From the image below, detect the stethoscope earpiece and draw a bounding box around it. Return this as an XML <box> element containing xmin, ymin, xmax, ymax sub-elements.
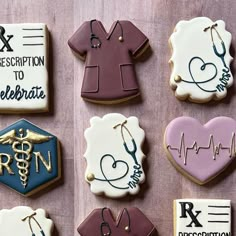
<box><xmin>90</xmin><ymin>33</ymin><xmax>102</xmax><ymax>49</ymax></box>
<box><xmin>204</xmin><ymin>23</ymin><xmax>226</xmax><ymax>67</ymax></box>
<box><xmin>22</xmin><ymin>212</ymin><xmax>45</xmax><ymax>236</ymax></box>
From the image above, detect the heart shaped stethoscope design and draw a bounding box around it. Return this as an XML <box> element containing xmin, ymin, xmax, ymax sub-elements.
<box><xmin>176</xmin><ymin>23</ymin><xmax>231</xmax><ymax>94</ymax></box>
<box><xmin>186</xmin><ymin>56</ymin><xmax>218</xmax><ymax>93</ymax></box>
<box><xmin>91</xmin><ymin>120</ymin><xmax>143</xmax><ymax>191</ymax></box>
<box><xmin>95</xmin><ymin>154</ymin><xmax>130</xmax><ymax>190</ymax></box>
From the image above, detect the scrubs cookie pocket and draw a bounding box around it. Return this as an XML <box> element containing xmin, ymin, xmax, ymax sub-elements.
<box><xmin>81</xmin><ymin>65</ymin><xmax>99</xmax><ymax>93</ymax></box>
<box><xmin>120</xmin><ymin>63</ymin><xmax>138</xmax><ymax>91</ymax></box>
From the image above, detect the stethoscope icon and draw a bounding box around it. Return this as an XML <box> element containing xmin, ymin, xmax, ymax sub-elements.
<box><xmin>90</xmin><ymin>20</ymin><xmax>102</xmax><ymax>48</ymax></box>
<box><xmin>204</xmin><ymin>23</ymin><xmax>227</xmax><ymax>68</ymax></box>
<box><xmin>178</xmin><ymin>22</ymin><xmax>229</xmax><ymax>93</ymax></box>
<box><xmin>113</xmin><ymin>120</ymin><xmax>139</xmax><ymax>166</ymax></box>
<box><xmin>22</xmin><ymin>212</ymin><xmax>45</xmax><ymax>236</ymax></box>
<box><xmin>88</xmin><ymin>120</ymin><xmax>140</xmax><ymax>190</ymax></box>
<box><xmin>89</xmin><ymin>19</ymin><xmax>124</xmax><ymax>49</ymax></box>
<box><xmin>100</xmin><ymin>207</ymin><xmax>131</xmax><ymax>236</ymax></box>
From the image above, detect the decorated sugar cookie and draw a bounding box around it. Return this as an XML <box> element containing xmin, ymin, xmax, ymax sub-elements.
<box><xmin>78</xmin><ymin>207</ymin><xmax>156</xmax><ymax>236</ymax></box>
<box><xmin>169</xmin><ymin>17</ymin><xmax>233</xmax><ymax>103</ymax></box>
<box><xmin>0</xmin><ymin>119</ymin><xmax>61</xmax><ymax>196</ymax></box>
<box><xmin>0</xmin><ymin>23</ymin><xmax>48</xmax><ymax>112</ymax></box>
<box><xmin>164</xmin><ymin>117</ymin><xmax>236</xmax><ymax>184</ymax></box>
<box><xmin>174</xmin><ymin>199</ymin><xmax>231</xmax><ymax>236</ymax></box>
<box><xmin>68</xmin><ymin>20</ymin><xmax>149</xmax><ymax>104</ymax></box>
<box><xmin>84</xmin><ymin>113</ymin><xmax>146</xmax><ymax>198</ymax></box>
<box><xmin>0</xmin><ymin>206</ymin><xmax>53</xmax><ymax>236</ymax></box>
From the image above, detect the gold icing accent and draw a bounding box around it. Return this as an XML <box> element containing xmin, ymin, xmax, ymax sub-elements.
<box><xmin>22</xmin><ymin>212</ymin><xmax>43</xmax><ymax>233</ymax></box>
<box><xmin>167</xmin><ymin>132</ymin><xmax>236</xmax><ymax>165</ymax></box>
<box><xmin>12</xmin><ymin>140</ymin><xmax>32</xmax><ymax>188</ymax></box>
<box><xmin>0</xmin><ymin>128</ymin><xmax>52</xmax><ymax>187</ymax></box>
<box><xmin>174</xmin><ymin>75</ymin><xmax>182</xmax><ymax>82</ymax></box>
<box><xmin>0</xmin><ymin>153</ymin><xmax>14</xmax><ymax>175</ymax></box>
<box><xmin>87</xmin><ymin>173</ymin><xmax>95</xmax><ymax>181</ymax></box>
<box><xmin>34</xmin><ymin>151</ymin><xmax>52</xmax><ymax>173</ymax></box>
<box><xmin>0</xmin><ymin>129</ymin><xmax>52</xmax><ymax>144</ymax></box>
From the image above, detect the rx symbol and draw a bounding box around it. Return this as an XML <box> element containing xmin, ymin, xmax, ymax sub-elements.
<box><xmin>0</xmin><ymin>26</ymin><xmax>13</xmax><ymax>52</ymax></box>
<box><xmin>179</xmin><ymin>202</ymin><xmax>203</xmax><ymax>227</ymax></box>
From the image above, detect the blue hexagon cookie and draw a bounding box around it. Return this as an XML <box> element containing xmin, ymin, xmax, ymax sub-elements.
<box><xmin>0</xmin><ymin>119</ymin><xmax>61</xmax><ymax>196</ymax></box>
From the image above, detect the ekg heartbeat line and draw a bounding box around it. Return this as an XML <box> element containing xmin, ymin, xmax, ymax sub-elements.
<box><xmin>167</xmin><ymin>133</ymin><xmax>236</xmax><ymax>165</ymax></box>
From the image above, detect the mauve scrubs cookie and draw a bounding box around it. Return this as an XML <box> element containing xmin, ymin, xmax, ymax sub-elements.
<box><xmin>78</xmin><ymin>207</ymin><xmax>156</xmax><ymax>236</ymax></box>
<box><xmin>68</xmin><ymin>20</ymin><xmax>149</xmax><ymax>104</ymax></box>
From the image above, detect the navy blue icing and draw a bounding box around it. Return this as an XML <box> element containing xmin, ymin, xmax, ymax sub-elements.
<box><xmin>0</xmin><ymin>119</ymin><xmax>60</xmax><ymax>195</ymax></box>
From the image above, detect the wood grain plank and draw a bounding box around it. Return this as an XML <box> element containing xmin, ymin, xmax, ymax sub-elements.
<box><xmin>0</xmin><ymin>0</ymin><xmax>235</xmax><ymax>236</ymax></box>
<box><xmin>73</xmin><ymin>1</ymin><xmax>236</xmax><ymax>236</ymax></box>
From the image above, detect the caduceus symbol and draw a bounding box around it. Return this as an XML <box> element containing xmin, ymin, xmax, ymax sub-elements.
<box><xmin>0</xmin><ymin>129</ymin><xmax>52</xmax><ymax>188</ymax></box>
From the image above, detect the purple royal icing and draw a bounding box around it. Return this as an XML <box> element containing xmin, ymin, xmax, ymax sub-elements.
<box><xmin>165</xmin><ymin>116</ymin><xmax>236</xmax><ymax>184</ymax></box>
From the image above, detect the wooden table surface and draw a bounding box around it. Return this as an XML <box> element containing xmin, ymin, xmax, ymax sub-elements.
<box><xmin>0</xmin><ymin>0</ymin><xmax>236</xmax><ymax>235</ymax></box>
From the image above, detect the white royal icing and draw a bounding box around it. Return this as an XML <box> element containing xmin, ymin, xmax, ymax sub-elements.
<box><xmin>174</xmin><ymin>199</ymin><xmax>231</xmax><ymax>236</ymax></box>
<box><xmin>0</xmin><ymin>23</ymin><xmax>48</xmax><ymax>112</ymax></box>
<box><xmin>0</xmin><ymin>206</ymin><xmax>53</xmax><ymax>236</ymax></box>
<box><xmin>169</xmin><ymin>17</ymin><xmax>233</xmax><ymax>102</ymax></box>
<box><xmin>84</xmin><ymin>113</ymin><xmax>146</xmax><ymax>198</ymax></box>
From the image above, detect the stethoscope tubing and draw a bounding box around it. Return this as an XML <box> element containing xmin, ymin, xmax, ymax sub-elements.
<box><xmin>22</xmin><ymin>213</ymin><xmax>45</xmax><ymax>236</ymax></box>
<box><xmin>93</xmin><ymin>122</ymin><xmax>140</xmax><ymax>189</ymax></box>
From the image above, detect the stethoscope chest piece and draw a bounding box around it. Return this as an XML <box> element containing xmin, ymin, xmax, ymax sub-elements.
<box><xmin>90</xmin><ymin>33</ymin><xmax>101</xmax><ymax>48</ymax></box>
<box><xmin>89</xmin><ymin>20</ymin><xmax>124</xmax><ymax>49</ymax></box>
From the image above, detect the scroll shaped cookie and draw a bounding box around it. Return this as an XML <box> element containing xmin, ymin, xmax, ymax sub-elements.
<box><xmin>78</xmin><ymin>207</ymin><xmax>156</xmax><ymax>236</ymax></box>
<box><xmin>0</xmin><ymin>206</ymin><xmax>53</xmax><ymax>236</ymax></box>
<box><xmin>84</xmin><ymin>113</ymin><xmax>146</xmax><ymax>198</ymax></box>
<box><xmin>68</xmin><ymin>20</ymin><xmax>149</xmax><ymax>104</ymax></box>
<box><xmin>174</xmin><ymin>199</ymin><xmax>231</xmax><ymax>236</ymax></box>
<box><xmin>169</xmin><ymin>17</ymin><xmax>233</xmax><ymax>103</ymax></box>
<box><xmin>164</xmin><ymin>117</ymin><xmax>236</xmax><ymax>184</ymax></box>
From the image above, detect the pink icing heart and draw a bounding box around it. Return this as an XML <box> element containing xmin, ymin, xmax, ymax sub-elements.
<box><xmin>164</xmin><ymin>117</ymin><xmax>236</xmax><ymax>184</ymax></box>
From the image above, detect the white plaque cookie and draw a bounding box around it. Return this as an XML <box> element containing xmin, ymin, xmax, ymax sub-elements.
<box><xmin>174</xmin><ymin>199</ymin><xmax>231</xmax><ymax>236</ymax></box>
<box><xmin>169</xmin><ymin>17</ymin><xmax>233</xmax><ymax>103</ymax></box>
<box><xmin>0</xmin><ymin>206</ymin><xmax>53</xmax><ymax>236</ymax></box>
<box><xmin>84</xmin><ymin>113</ymin><xmax>146</xmax><ymax>198</ymax></box>
<box><xmin>0</xmin><ymin>23</ymin><xmax>48</xmax><ymax>112</ymax></box>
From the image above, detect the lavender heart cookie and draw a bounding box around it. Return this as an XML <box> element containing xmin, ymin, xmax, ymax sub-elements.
<box><xmin>164</xmin><ymin>117</ymin><xmax>236</xmax><ymax>184</ymax></box>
